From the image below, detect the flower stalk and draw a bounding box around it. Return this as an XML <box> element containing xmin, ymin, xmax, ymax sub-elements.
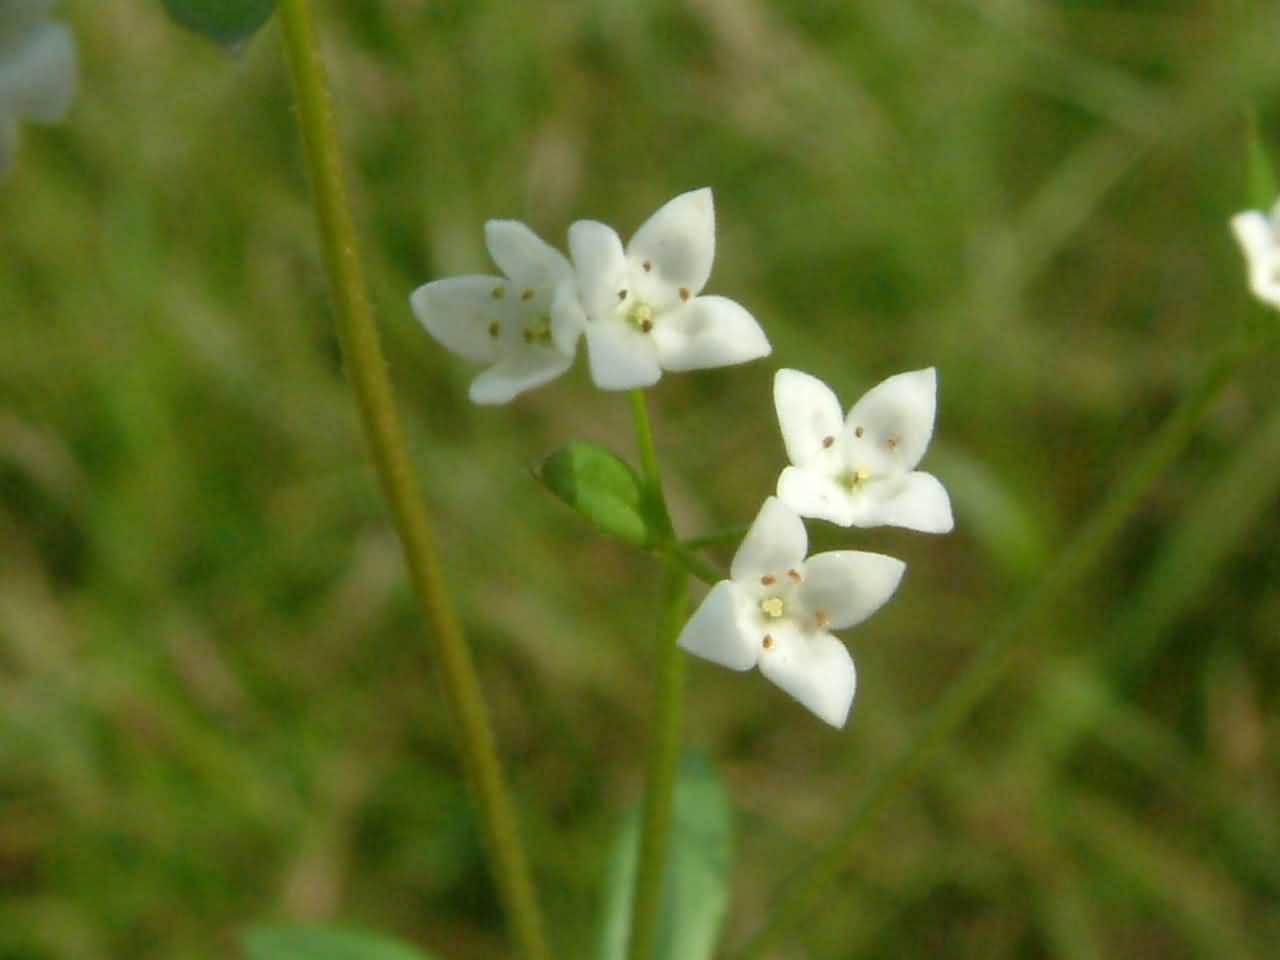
<box><xmin>275</xmin><ymin>3</ymin><xmax>548</xmax><ymax>958</ymax></box>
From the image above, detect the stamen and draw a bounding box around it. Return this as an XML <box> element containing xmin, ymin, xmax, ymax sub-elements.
<box><xmin>855</xmin><ymin>425</ymin><xmax>864</xmax><ymax>438</ymax></box>
<box><xmin>487</xmin><ymin>320</ymin><xmax>500</xmax><ymax>338</ymax></box>
<box><xmin>678</xmin><ymin>287</ymin><xmax>690</xmax><ymax>301</ymax></box>
<box><xmin>617</xmin><ymin>289</ymin><xmax>628</xmax><ymax>301</ymax></box>
<box><xmin>491</xmin><ymin>285</ymin><xmax>506</xmax><ymax>299</ymax></box>
<box><xmin>887</xmin><ymin>436</ymin><xmax>898</xmax><ymax>450</ymax></box>
<box><xmin>520</xmin><ymin>289</ymin><xmax>535</xmax><ymax>302</ymax></box>
<box><xmin>760</xmin><ymin>575</ymin><xmax>776</xmax><ymax>586</ymax></box>
<box><xmin>762</xmin><ymin>634</ymin><xmax>775</xmax><ymax>650</ymax></box>
<box><xmin>786</xmin><ymin>569</ymin><xmax>801</xmax><ymax>583</ymax></box>
<box><xmin>822</xmin><ymin>435</ymin><xmax>835</xmax><ymax>449</ymax></box>
<box><xmin>642</xmin><ymin>260</ymin><xmax>652</xmax><ymax>272</ymax></box>
<box><xmin>814</xmin><ymin>610</ymin><xmax>829</xmax><ymax>629</ymax></box>
<box><xmin>625</xmin><ymin>301</ymin><xmax>656</xmax><ymax>333</ymax></box>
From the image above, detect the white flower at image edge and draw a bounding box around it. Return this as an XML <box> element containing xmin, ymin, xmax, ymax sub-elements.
<box><xmin>410</xmin><ymin>221</ymin><xmax>580</xmax><ymax>405</ymax></box>
<box><xmin>566</xmin><ymin>188</ymin><xmax>771</xmax><ymax>390</ymax></box>
<box><xmin>678</xmin><ymin>497</ymin><xmax>905</xmax><ymax>728</ymax></box>
<box><xmin>0</xmin><ymin>0</ymin><xmax>76</xmax><ymax>175</ymax></box>
<box><xmin>775</xmin><ymin>367</ymin><xmax>954</xmax><ymax>533</ymax></box>
<box><xmin>1231</xmin><ymin>201</ymin><xmax>1280</xmax><ymax>310</ymax></box>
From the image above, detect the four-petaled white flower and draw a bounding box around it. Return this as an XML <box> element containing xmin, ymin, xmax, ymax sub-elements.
<box><xmin>565</xmin><ymin>187</ymin><xmax>771</xmax><ymax>390</ymax></box>
<box><xmin>1230</xmin><ymin>200</ymin><xmax>1280</xmax><ymax>310</ymax></box>
<box><xmin>774</xmin><ymin>367</ymin><xmax>953</xmax><ymax>533</ymax></box>
<box><xmin>678</xmin><ymin>497</ymin><xmax>904</xmax><ymax>728</ymax></box>
<box><xmin>410</xmin><ymin>220</ymin><xmax>580</xmax><ymax>405</ymax></box>
<box><xmin>0</xmin><ymin>0</ymin><xmax>77</xmax><ymax>175</ymax></box>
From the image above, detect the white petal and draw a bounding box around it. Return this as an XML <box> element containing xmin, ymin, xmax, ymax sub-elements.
<box><xmin>846</xmin><ymin>367</ymin><xmax>937</xmax><ymax>471</ymax></box>
<box><xmin>798</xmin><ymin>551</ymin><xmax>905</xmax><ymax>631</ymax></box>
<box><xmin>627</xmin><ymin>187</ymin><xmax>715</xmax><ymax>297</ymax></box>
<box><xmin>568</xmin><ymin>219</ymin><xmax>629</xmax><ymax>321</ymax></box>
<box><xmin>583</xmin><ymin>322</ymin><xmax>661</xmax><ymax>390</ymax></box>
<box><xmin>549</xmin><ymin>280</ymin><xmax>586</xmax><ymax>355</ymax></box>
<box><xmin>777</xmin><ymin>466</ymin><xmax>855</xmax><ymax>526</ymax></box>
<box><xmin>1230</xmin><ymin>211</ymin><xmax>1280</xmax><ymax>307</ymax></box>
<box><xmin>731</xmin><ymin>496</ymin><xmax>808</xmax><ymax>583</ymax></box>
<box><xmin>856</xmin><ymin>470</ymin><xmax>954</xmax><ymax>533</ymax></box>
<box><xmin>410</xmin><ymin>275</ymin><xmax>506</xmax><ymax>364</ymax></box>
<box><xmin>650</xmin><ymin>296</ymin><xmax>770</xmax><ymax>372</ymax></box>
<box><xmin>677</xmin><ymin>581</ymin><xmax>758</xmax><ymax>671</ymax></box>
<box><xmin>468</xmin><ymin>347</ymin><xmax>573</xmax><ymax>405</ymax></box>
<box><xmin>484</xmin><ymin>220</ymin><xmax>571</xmax><ymax>290</ymax></box>
<box><xmin>757</xmin><ymin>626</ymin><xmax>857</xmax><ymax>728</ymax></box>
<box><xmin>0</xmin><ymin>22</ymin><xmax>75</xmax><ymax>122</ymax></box>
<box><xmin>774</xmin><ymin>369</ymin><xmax>845</xmax><ymax>468</ymax></box>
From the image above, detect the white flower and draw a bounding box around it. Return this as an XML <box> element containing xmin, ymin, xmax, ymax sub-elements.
<box><xmin>678</xmin><ymin>497</ymin><xmax>904</xmax><ymax>728</ymax></box>
<box><xmin>0</xmin><ymin>0</ymin><xmax>77</xmax><ymax>175</ymax></box>
<box><xmin>565</xmin><ymin>188</ymin><xmax>771</xmax><ymax>390</ymax></box>
<box><xmin>1231</xmin><ymin>201</ymin><xmax>1280</xmax><ymax>310</ymax></box>
<box><xmin>774</xmin><ymin>367</ymin><xmax>954</xmax><ymax>533</ymax></box>
<box><xmin>410</xmin><ymin>220</ymin><xmax>581</xmax><ymax>405</ymax></box>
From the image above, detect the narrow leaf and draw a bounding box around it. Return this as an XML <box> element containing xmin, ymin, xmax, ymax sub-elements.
<box><xmin>1245</xmin><ymin>109</ymin><xmax>1276</xmax><ymax>209</ymax></box>
<box><xmin>243</xmin><ymin>924</ymin><xmax>437</xmax><ymax>960</ymax></box>
<box><xmin>598</xmin><ymin>753</ymin><xmax>734</xmax><ymax>960</ymax></box>
<box><xmin>162</xmin><ymin>0</ymin><xmax>276</xmax><ymax>51</ymax></box>
<box><xmin>537</xmin><ymin>440</ymin><xmax>656</xmax><ymax>547</ymax></box>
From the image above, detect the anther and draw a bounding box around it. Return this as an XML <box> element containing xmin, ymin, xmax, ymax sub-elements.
<box><xmin>642</xmin><ymin>260</ymin><xmax>652</xmax><ymax>272</ymax></box>
<box><xmin>815</xmin><ymin>610</ymin><xmax>829</xmax><ymax>628</ymax></box>
<box><xmin>855</xmin><ymin>425</ymin><xmax>864</xmax><ymax>438</ymax></box>
<box><xmin>491</xmin><ymin>285</ymin><xmax>506</xmax><ymax>299</ymax></box>
<box><xmin>640</xmin><ymin>319</ymin><xmax>653</xmax><ymax>332</ymax></box>
<box><xmin>760</xmin><ymin>575</ymin><xmax>776</xmax><ymax>586</ymax></box>
<box><xmin>678</xmin><ymin>287</ymin><xmax>690</xmax><ymax>301</ymax></box>
<box><xmin>786</xmin><ymin>569</ymin><xmax>801</xmax><ymax>583</ymax></box>
<box><xmin>887</xmin><ymin>436</ymin><xmax>898</xmax><ymax>450</ymax></box>
<box><xmin>762</xmin><ymin>634</ymin><xmax>775</xmax><ymax>650</ymax></box>
<box><xmin>822</xmin><ymin>436</ymin><xmax>834</xmax><ymax>449</ymax></box>
<box><xmin>520</xmin><ymin>289</ymin><xmax>534</xmax><ymax>302</ymax></box>
<box><xmin>487</xmin><ymin>320</ymin><xmax>500</xmax><ymax>338</ymax></box>
<box><xmin>617</xmin><ymin>289</ymin><xmax>628</xmax><ymax>301</ymax></box>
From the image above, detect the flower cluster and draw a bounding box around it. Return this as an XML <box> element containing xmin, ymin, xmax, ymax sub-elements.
<box><xmin>411</xmin><ymin>188</ymin><xmax>771</xmax><ymax>403</ymax></box>
<box><xmin>413</xmin><ymin>188</ymin><xmax>954</xmax><ymax>728</ymax></box>
<box><xmin>0</xmin><ymin>0</ymin><xmax>76</xmax><ymax>176</ymax></box>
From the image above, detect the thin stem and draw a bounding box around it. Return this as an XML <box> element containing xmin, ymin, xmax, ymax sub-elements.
<box><xmin>625</xmin><ymin>389</ymin><xmax>689</xmax><ymax>960</ymax></box>
<box><xmin>664</xmin><ymin>541</ymin><xmax>724</xmax><ymax>587</ymax></box>
<box><xmin>275</xmin><ymin>5</ymin><xmax>549</xmax><ymax>959</ymax></box>
<box><xmin>682</xmin><ymin>524</ymin><xmax>750</xmax><ymax>550</ymax></box>
<box><xmin>734</xmin><ymin>338</ymin><xmax>1249</xmax><ymax>959</ymax></box>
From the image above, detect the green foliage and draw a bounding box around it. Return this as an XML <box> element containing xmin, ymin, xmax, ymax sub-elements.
<box><xmin>597</xmin><ymin>754</ymin><xmax>733</xmax><ymax>960</ymax></box>
<box><xmin>537</xmin><ymin>440</ymin><xmax>656</xmax><ymax>547</ymax></box>
<box><xmin>244</xmin><ymin>924</ymin><xmax>436</xmax><ymax>960</ymax></box>
<box><xmin>162</xmin><ymin>0</ymin><xmax>275</xmax><ymax>50</ymax></box>
<box><xmin>1245</xmin><ymin>111</ymin><xmax>1277</xmax><ymax>209</ymax></box>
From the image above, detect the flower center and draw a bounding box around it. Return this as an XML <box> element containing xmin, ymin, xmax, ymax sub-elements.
<box><xmin>838</xmin><ymin>466</ymin><xmax>872</xmax><ymax>491</ymax></box>
<box><xmin>522</xmin><ymin>313</ymin><xmax>553</xmax><ymax>345</ymax></box>
<box><xmin>759</xmin><ymin>596</ymin><xmax>785</xmax><ymax>620</ymax></box>
<box><xmin>625</xmin><ymin>300</ymin><xmax>655</xmax><ymax>333</ymax></box>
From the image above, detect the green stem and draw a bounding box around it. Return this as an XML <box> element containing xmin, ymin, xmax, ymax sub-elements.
<box><xmin>682</xmin><ymin>524</ymin><xmax>750</xmax><ymax>550</ymax></box>
<box><xmin>664</xmin><ymin>541</ymin><xmax>723</xmax><ymax>587</ymax></box>
<box><xmin>275</xmin><ymin>5</ymin><xmax>549</xmax><ymax>959</ymax></box>
<box><xmin>626</xmin><ymin>389</ymin><xmax>690</xmax><ymax>960</ymax></box>
<box><xmin>734</xmin><ymin>338</ymin><xmax>1249</xmax><ymax>959</ymax></box>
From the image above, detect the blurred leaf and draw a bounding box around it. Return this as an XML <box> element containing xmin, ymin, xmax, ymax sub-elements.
<box><xmin>537</xmin><ymin>440</ymin><xmax>656</xmax><ymax>547</ymax></box>
<box><xmin>1245</xmin><ymin>110</ymin><xmax>1277</xmax><ymax>209</ymax></box>
<box><xmin>598</xmin><ymin>753</ymin><xmax>733</xmax><ymax>960</ymax></box>
<box><xmin>162</xmin><ymin>0</ymin><xmax>275</xmax><ymax>51</ymax></box>
<box><xmin>242</xmin><ymin>924</ymin><xmax>437</xmax><ymax>960</ymax></box>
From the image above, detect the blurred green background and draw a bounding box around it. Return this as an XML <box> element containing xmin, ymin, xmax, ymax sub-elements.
<box><xmin>3</xmin><ymin>1</ymin><xmax>1280</xmax><ymax>957</ymax></box>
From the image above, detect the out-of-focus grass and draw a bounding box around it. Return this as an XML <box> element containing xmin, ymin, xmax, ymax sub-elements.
<box><xmin>2</xmin><ymin>1</ymin><xmax>1279</xmax><ymax>957</ymax></box>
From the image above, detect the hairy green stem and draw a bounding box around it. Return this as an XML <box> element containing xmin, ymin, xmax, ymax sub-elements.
<box><xmin>626</xmin><ymin>389</ymin><xmax>689</xmax><ymax>960</ymax></box>
<box><xmin>735</xmin><ymin>339</ymin><xmax>1249</xmax><ymax>959</ymax></box>
<box><xmin>275</xmin><ymin>4</ymin><xmax>548</xmax><ymax>958</ymax></box>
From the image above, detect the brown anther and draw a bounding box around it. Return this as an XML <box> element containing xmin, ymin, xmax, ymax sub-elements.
<box><xmin>855</xmin><ymin>425</ymin><xmax>864</xmax><ymax>438</ymax></box>
<box><xmin>822</xmin><ymin>435</ymin><xmax>835</xmax><ymax>449</ymax></box>
<box><xmin>640</xmin><ymin>319</ymin><xmax>654</xmax><ymax>332</ymax></box>
<box><xmin>520</xmin><ymin>288</ymin><xmax>535</xmax><ymax>302</ymax></box>
<box><xmin>786</xmin><ymin>568</ymin><xmax>801</xmax><ymax>582</ymax></box>
<box><xmin>642</xmin><ymin>260</ymin><xmax>652</xmax><ymax>272</ymax></box>
<box><xmin>761</xmin><ymin>575</ymin><xmax>776</xmax><ymax>586</ymax></box>
<box><xmin>762</xmin><ymin>634</ymin><xmax>775</xmax><ymax>650</ymax></box>
<box><xmin>617</xmin><ymin>289</ymin><xmax>628</xmax><ymax>301</ymax></box>
<box><xmin>679</xmin><ymin>287</ymin><xmax>691</xmax><ymax>301</ymax></box>
<box><xmin>491</xmin><ymin>285</ymin><xmax>506</xmax><ymax>299</ymax></box>
<box><xmin>887</xmin><ymin>436</ymin><xmax>898</xmax><ymax>450</ymax></box>
<box><xmin>815</xmin><ymin>610</ymin><xmax>829</xmax><ymax>628</ymax></box>
<box><xmin>487</xmin><ymin>320</ymin><xmax>500</xmax><ymax>338</ymax></box>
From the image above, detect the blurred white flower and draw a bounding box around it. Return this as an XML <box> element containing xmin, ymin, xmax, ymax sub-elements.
<box><xmin>1231</xmin><ymin>201</ymin><xmax>1280</xmax><ymax>310</ymax></box>
<box><xmin>0</xmin><ymin>0</ymin><xmax>76</xmax><ymax>175</ymax></box>
<box><xmin>678</xmin><ymin>497</ymin><xmax>904</xmax><ymax>728</ymax></box>
<box><xmin>411</xmin><ymin>220</ymin><xmax>581</xmax><ymax>405</ymax></box>
<box><xmin>566</xmin><ymin>188</ymin><xmax>771</xmax><ymax>390</ymax></box>
<box><xmin>775</xmin><ymin>367</ymin><xmax>953</xmax><ymax>533</ymax></box>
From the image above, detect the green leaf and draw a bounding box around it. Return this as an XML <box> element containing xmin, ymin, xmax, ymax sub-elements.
<box><xmin>162</xmin><ymin>0</ymin><xmax>276</xmax><ymax>51</ymax></box>
<box><xmin>1245</xmin><ymin>109</ymin><xmax>1276</xmax><ymax>209</ymax></box>
<box><xmin>598</xmin><ymin>753</ymin><xmax>734</xmax><ymax>960</ymax></box>
<box><xmin>242</xmin><ymin>924</ymin><xmax>437</xmax><ymax>960</ymax></box>
<box><xmin>537</xmin><ymin>440</ymin><xmax>656</xmax><ymax>547</ymax></box>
